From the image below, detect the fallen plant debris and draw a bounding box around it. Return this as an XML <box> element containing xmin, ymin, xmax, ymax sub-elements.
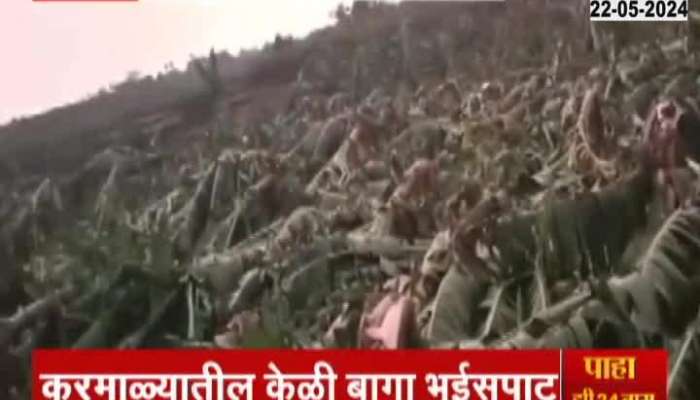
<box><xmin>2</xmin><ymin>1</ymin><xmax>700</xmax><ymax>398</ymax></box>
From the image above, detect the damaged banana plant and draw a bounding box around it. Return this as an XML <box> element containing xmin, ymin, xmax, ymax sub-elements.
<box><xmin>4</xmin><ymin>4</ymin><xmax>700</xmax><ymax>397</ymax></box>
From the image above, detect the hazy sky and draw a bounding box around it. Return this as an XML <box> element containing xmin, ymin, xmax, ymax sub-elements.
<box><xmin>0</xmin><ymin>0</ymin><xmax>356</xmax><ymax>124</ymax></box>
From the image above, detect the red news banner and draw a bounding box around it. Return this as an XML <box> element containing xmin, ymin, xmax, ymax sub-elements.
<box><xmin>33</xmin><ymin>349</ymin><xmax>666</xmax><ymax>400</ymax></box>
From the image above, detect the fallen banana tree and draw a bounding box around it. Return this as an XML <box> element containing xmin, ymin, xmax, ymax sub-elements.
<box><xmin>429</xmin><ymin>201</ymin><xmax>700</xmax><ymax>399</ymax></box>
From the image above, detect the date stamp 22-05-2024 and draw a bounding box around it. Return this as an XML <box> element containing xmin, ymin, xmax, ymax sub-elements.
<box><xmin>590</xmin><ymin>0</ymin><xmax>688</xmax><ymax>21</ymax></box>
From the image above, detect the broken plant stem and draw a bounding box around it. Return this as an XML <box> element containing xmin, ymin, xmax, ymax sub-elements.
<box><xmin>0</xmin><ymin>286</ymin><xmax>75</xmax><ymax>349</ymax></box>
<box><xmin>668</xmin><ymin>321</ymin><xmax>699</xmax><ymax>394</ymax></box>
<box><xmin>528</xmin><ymin>287</ymin><xmax>593</xmax><ymax>328</ymax></box>
<box><xmin>478</xmin><ymin>284</ymin><xmax>506</xmax><ymax>340</ymax></box>
<box><xmin>187</xmin><ymin>280</ymin><xmax>196</xmax><ymax>340</ymax></box>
